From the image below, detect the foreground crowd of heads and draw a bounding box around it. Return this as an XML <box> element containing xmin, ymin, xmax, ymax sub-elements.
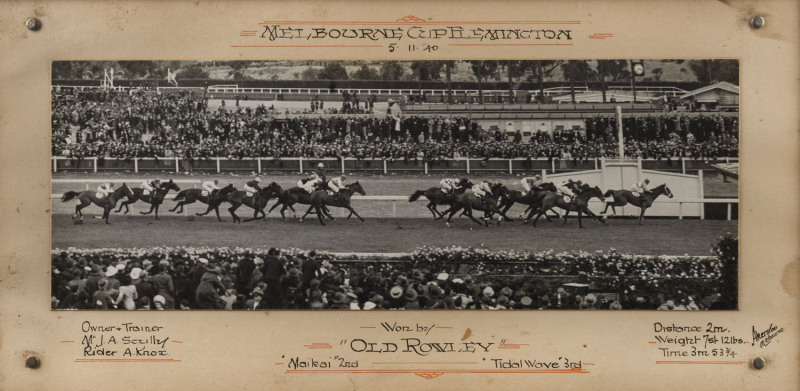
<box><xmin>50</xmin><ymin>247</ymin><xmax>731</xmax><ymax>311</ymax></box>
<box><xmin>52</xmin><ymin>89</ymin><xmax>738</xmax><ymax>160</ymax></box>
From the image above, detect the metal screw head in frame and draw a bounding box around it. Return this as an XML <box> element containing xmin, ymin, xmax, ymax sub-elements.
<box><xmin>25</xmin><ymin>356</ymin><xmax>40</xmax><ymax>369</ymax></box>
<box><xmin>26</xmin><ymin>17</ymin><xmax>42</xmax><ymax>31</ymax></box>
<box><xmin>752</xmin><ymin>357</ymin><xmax>765</xmax><ymax>370</ymax></box>
<box><xmin>750</xmin><ymin>16</ymin><xmax>765</xmax><ymax>29</ymax></box>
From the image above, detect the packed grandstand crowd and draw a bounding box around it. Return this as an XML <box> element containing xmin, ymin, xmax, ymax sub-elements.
<box><xmin>50</xmin><ymin>244</ymin><xmax>735</xmax><ymax>311</ymax></box>
<box><xmin>51</xmin><ymin>89</ymin><xmax>739</xmax><ymax>161</ymax></box>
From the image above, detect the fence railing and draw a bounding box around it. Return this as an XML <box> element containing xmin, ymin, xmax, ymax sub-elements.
<box><xmin>52</xmin><ymin>156</ymin><xmax>738</xmax><ymax>175</ymax></box>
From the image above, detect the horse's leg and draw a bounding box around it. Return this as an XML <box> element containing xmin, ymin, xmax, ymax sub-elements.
<box><xmin>103</xmin><ymin>207</ymin><xmax>111</xmax><ymax>224</ymax></box>
<box><xmin>426</xmin><ymin>202</ymin><xmax>438</xmax><ymax>219</ymax></box>
<box><xmin>584</xmin><ymin>207</ymin><xmax>606</xmax><ymax>224</ymax></box>
<box><xmin>464</xmin><ymin>208</ymin><xmax>485</xmax><ymax>226</ymax></box>
<box><xmin>171</xmin><ymin>201</ymin><xmax>185</xmax><ymax>213</ymax></box>
<box><xmin>280</xmin><ymin>205</ymin><xmax>288</xmax><ymax>219</ymax></box>
<box><xmin>344</xmin><ymin>206</ymin><xmax>365</xmax><ymax>222</ymax></box>
<box><xmin>289</xmin><ymin>204</ymin><xmax>298</xmax><ymax>218</ymax></box>
<box><xmin>116</xmin><ymin>199</ymin><xmax>132</xmax><ymax>214</ymax></box>
<box><xmin>444</xmin><ymin>207</ymin><xmax>461</xmax><ymax>227</ymax></box>
<box><xmin>140</xmin><ymin>203</ymin><xmax>155</xmax><ymax>215</ymax></box>
<box><xmin>577</xmin><ymin>210</ymin><xmax>584</xmax><ymax>228</ymax></box>
<box><xmin>639</xmin><ymin>207</ymin><xmax>647</xmax><ymax>225</ymax></box>
<box><xmin>532</xmin><ymin>207</ymin><xmax>551</xmax><ymax>228</ymax></box>
<box><xmin>300</xmin><ymin>205</ymin><xmax>315</xmax><ymax>221</ymax></box>
<box><xmin>492</xmin><ymin>207</ymin><xmax>514</xmax><ymax>224</ymax></box>
<box><xmin>316</xmin><ymin>206</ymin><xmax>326</xmax><ymax>225</ymax></box>
<box><xmin>154</xmin><ymin>204</ymin><xmax>160</xmax><ymax>220</ymax></box>
<box><xmin>228</xmin><ymin>203</ymin><xmax>241</xmax><ymax>223</ymax></box>
<box><xmin>562</xmin><ymin>209</ymin><xmax>570</xmax><ymax>224</ymax></box>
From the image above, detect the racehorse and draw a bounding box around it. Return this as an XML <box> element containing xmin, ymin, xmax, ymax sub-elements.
<box><xmin>172</xmin><ymin>183</ymin><xmax>236</xmax><ymax>221</ymax></box>
<box><xmin>300</xmin><ymin>182</ymin><xmax>367</xmax><ymax>225</ymax></box>
<box><xmin>224</xmin><ymin>181</ymin><xmax>282</xmax><ymax>223</ymax></box>
<box><xmin>61</xmin><ymin>183</ymin><xmax>134</xmax><ymax>224</ymax></box>
<box><xmin>266</xmin><ymin>184</ymin><xmax>327</xmax><ymax>219</ymax></box>
<box><xmin>496</xmin><ymin>182</ymin><xmax>559</xmax><ymax>222</ymax></box>
<box><xmin>115</xmin><ymin>179</ymin><xmax>181</xmax><ymax>220</ymax></box>
<box><xmin>601</xmin><ymin>183</ymin><xmax>674</xmax><ymax>224</ymax></box>
<box><xmin>529</xmin><ymin>186</ymin><xmax>607</xmax><ymax>228</ymax></box>
<box><xmin>408</xmin><ymin>180</ymin><xmax>474</xmax><ymax>219</ymax></box>
<box><xmin>439</xmin><ymin>183</ymin><xmax>513</xmax><ymax>227</ymax></box>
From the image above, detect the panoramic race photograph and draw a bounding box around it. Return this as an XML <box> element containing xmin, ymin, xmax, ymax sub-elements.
<box><xmin>50</xmin><ymin>59</ymin><xmax>739</xmax><ymax>311</ymax></box>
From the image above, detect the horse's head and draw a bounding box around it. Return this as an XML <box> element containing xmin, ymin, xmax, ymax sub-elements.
<box><xmin>347</xmin><ymin>181</ymin><xmax>366</xmax><ymax>196</ymax></box>
<box><xmin>540</xmin><ymin>182</ymin><xmax>557</xmax><ymax>192</ymax></box>
<box><xmin>655</xmin><ymin>184</ymin><xmax>674</xmax><ymax>198</ymax></box>
<box><xmin>219</xmin><ymin>183</ymin><xmax>236</xmax><ymax>196</ymax></box>
<box><xmin>264</xmin><ymin>181</ymin><xmax>282</xmax><ymax>195</ymax></box>
<box><xmin>118</xmin><ymin>183</ymin><xmax>134</xmax><ymax>198</ymax></box>
<box><xmin>462</xmin><ymin>180</ymin><xmax>474</xmax><ymax>189</ymax></box>
<box><xmin>590</xmin><ymin>186</ymin><xmax>606</xmax><ymax>201</ymax></box>
<box><xmin>163</xmin><ymin>179</ymin><xmax>180</xmax><ymax>192</ymax></box>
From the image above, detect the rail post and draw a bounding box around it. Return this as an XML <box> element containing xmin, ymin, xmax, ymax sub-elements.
<box><xmin>681</xmin><ymin>157</ymin><xmax>686</xmax><ymax>175</ymax></box>
<box><xmin>216</xmin><ymin>157</ymin><xmax>221</xmax><ymax>173</ymax></box>
<box><xmin>257</xmin><ymin>158</ymin><xmax>262</xmax><ymax>174</ymax></box>
<box><xmin>727</xmin><ymin>203</ymin><xmax>731</xmax><ymax>221</ymax></box>
<box><xmin>551</xmin><ymin>158</ymin><xmax>555</xmax><ymax>174</ymax></box>
<box><xmin>299</xmin><ymin>158</ymin><xmax>304</xmax><ymax>174</ymax></box>
<box><xmin>508</xmin><ymin>159</ymin><xmax>513</xmax><ymax>174</ymax></box>
<box><xmin>174</xmin><ymin>157</ymin><xmax>179</xmax><ymax>174</ymax></box>
<box><xmin>52</xmin><ymin>157</ymin><xmax>57</xmax><ymax>173</ymax></box>
<box><xmin>134</xmin><ymin>157</ymin><xmax>139</xmax><ymax>173</ymax></box>
<box><xmin>424</xmin><ymin>161</ymin><xmax>428</xmax><ymax>175</ymax></box>
<box><xmin>392</xmin><ymin>201</ymin><xmax>397</xmax><ymax>218</ymax></box>
<box><xmin>466</xmin><ymin>159</ymin><xmax>470</xmax><ymax>174</ymax></box>
<box><xmin>698</xmin><ymin>170</ymin><xmax>705</xmax><ymax>220</ymax></box>
<box><xmin>341</xmin><ymin>157</ymin><xmax>346</xmax><ymax>174</ymax></box>
<box><xmin>383</xmin><ymin>159</ymin><xmax>387</xmax><ymax>174</ymax></box>
<box><xmin>93</xmin><ymin>157</ymin><xmax>98</xmax><ymax>173</ymax></box>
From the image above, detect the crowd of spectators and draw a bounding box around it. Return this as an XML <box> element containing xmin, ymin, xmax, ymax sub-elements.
<box><xmin>50</xmin><ymin>246</ymin><xmax>733</xmax><ymax>311</ymax></box>
<box><xmin>52</xmin><ymin>88</ymin><xmax>738</xmax><ymax>161</ymax></box>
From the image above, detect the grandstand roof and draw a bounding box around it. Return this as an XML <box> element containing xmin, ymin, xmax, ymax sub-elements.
<box><xmin>679</xmin><ymin>82</ymin><xmax>739</xmax><ymax>100</ymax></box>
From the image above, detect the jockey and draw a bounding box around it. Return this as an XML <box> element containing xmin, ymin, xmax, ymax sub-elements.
<box><xmin>314</xmin><ymin>163</ymin><xmax>327</xmax><ymax>183</ymax></box>
<box><xmin>201</xmin><ymin>179</ymin><xmax>221</xmax><ymax>197</ymax></box>
<box><xmin>631</xmin><ymin>178</ymin><xmax>650</xmax><ymax>203</ymax></box>
<box><xmin>142</xmin><ymin>178</ymin><xmax>161</xmax><ymax>195</ymax></box>
<box><xmin>557</xmin><ymin>179</ymin><xmax>578</xmax><ymax>202</ymax></box>
<box><xmin>328</xmin><ymin>175</ymin><xmax>347</xmax><ymax>203</ymax></box>
<box><xmin>298</xmin><ymin>173</ymin><xmax>323</xmax><ymax>194</ymax></box>
<box><xmin>471</xmin><ymin>180</ymin><xmax>493</xmax><ymax>206</ymax></box>
<box><xmin>243</xmin><ymin>177</ymin><xmax>262</xmax><ymax>196</ymax></box>
<box><xmin>439</xmin><ymin>177</ymin><xmax>462</xmax><ymax>195</ymax></box>
<box><xmin>97</xmin><ymin>182</ymin><xmax>115</xmax><ymax>198</ymax></box>
<box><xmin>521</xmin><ymin>175</ymin><xmax>543</xmax><ymax>195</ymax></box>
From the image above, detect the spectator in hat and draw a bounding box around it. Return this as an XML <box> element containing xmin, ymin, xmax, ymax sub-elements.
<box><xmin>146</xmin><ymin>264</ymin><xmax>176</xmax><ymax>309</ymax></box>
<box><xmin>84</xmin><ymin>265</ymin><xmax>104</xmax><ymax>305</ymax></box>
<box><xmin>153</xmin><ymin>295</ymin><xmax>166</xmax><ymax>310</ymax></box>
<box><xmin>329</xmin><ymin>292</ymin><xmax>350</xmax><ymax>310</ymax></box>
<box><xmin>114</xmin><ymin>274</ymin><xmax>138</xmax><ymax>310</ymax></box>
<box><xmin>93</xmin><ymin>279</ymin><xmax>114</xmax><ymax>309</ymax></box>
<box><xmin>402</xmin><ymin>288</ymin><xmax>420</xmax><ymax>309</ymax></box>
<box><xmin>132</xmin><ymin>269</ymin><xmax>155</xmax><ymax>308</ymax></box>
<box><xmin>195</xmin><ymin>265</ymin><xmax>226</xmax><ymax>310</ymax></box>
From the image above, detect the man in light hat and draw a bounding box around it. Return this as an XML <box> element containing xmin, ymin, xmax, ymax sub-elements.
<box><xmin>521</xmin><ymin>175</ymin><xmax>543</xmax><ymax>195</ymax></box>
<box><xmin>195</xmin><ymin>265</ymin><xmax>226</xmax><ymax>310</ymax></box>
<box><xmin>201</xmin><ymin>179</ymin><xmax>222</xmax><ymax>198</ymax></box>
<box><xmin>387</xmin><ymin>98</ymin><xmax>403</xmax><ymax>140</ymax></box>
<box><xmin>314</xmin><ymin>162</ymin><xmax>327</xmax><ymax>183</ymax></box>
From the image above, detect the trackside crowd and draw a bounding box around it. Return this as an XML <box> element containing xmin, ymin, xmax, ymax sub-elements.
<box><xmin>50</xmin><ymin>243</ymin><xmax>736</xmax><ymax>311</ymax></box>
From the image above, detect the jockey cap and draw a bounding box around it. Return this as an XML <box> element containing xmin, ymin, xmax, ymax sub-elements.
<box><xmin>644</xmin><ymin>178</ymin><xmax>650</xmax><ymax>184</ymax></box>
<box><xmin>254</xmin><ymin>177</ymin><xmax>261</xmax><ymax>182</ymax></box>
<box><xmin>317</xmin><ymin>163</ymin><xmax>324</xmax><ymax>168</ymax></box>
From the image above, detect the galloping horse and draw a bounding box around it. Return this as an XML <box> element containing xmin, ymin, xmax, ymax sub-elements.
<box><xmin>224</xmin><ymin>182</ymin><xmax>282</xmax><ymax>223</ymax></box>
<box><xmin>61</xmin><ymin>183</ymin><xmax>134</xmax><ymax>224</ymax></box>
<box><xmin>530</xmin><ymin>186</ymin><xmax>606</xmax><ymax>228</ymax></box>
<box><xmin>601</xmin><ymin>183</ymin><xmax>673</xmax><ymax>224</ymax></box>
<box><xmin>439</xmin><ymin>183</ymin><xmax>513</xmax><ymax>227</ymax></box>
<box><xmin>408</xmin><ymin>180</ymin><xmax>474</xmax><ymax>219</ymax></box>
<box><xmin>496</xmin><ymin>182</ymin><xmax>559</xmax><ymax>222</ymax></box>
<box><xmin>172</xmin><ymin>183</ymin><xmax>236</xmax><ymax>221</ymax></box>
<box><xmin>301</xmin><ymin>182</ymin><xmax>367</xmax><ymax>225</ymax></box>
<box><xmin>266</xmin><ymin>184</ymin><xmax>328</xmax><ymax>219</ymax></box>
<box><xmin>115</xmin><ymin>179</ymin><xmax>181</xmax><ymax>220</ymax></box>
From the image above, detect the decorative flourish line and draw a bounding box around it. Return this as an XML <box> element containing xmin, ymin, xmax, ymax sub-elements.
<box><xmin>257</xmin><ymin>21</ymin><xmax>582</xmax><ymax>25</ymax></box>
<box><xmin>286</xmin><ymin>367</ymin><xmax>589</xmax><ymax>374</ymax></box>
<box><xmin>655</xmin><ymin>361</ymin><xmax>745</xmax><ymax>365</ymax></box>
<box><xmin>449</xmin><ymin>43</ymin><xmax>573</xmax><ymax>47</ymax></box>
<box><xmin>230</xmin><ymin>45</ymin><xmax>384</xmax><ymax>48</ymax></box>
<box><xmin>75</xmin><ymin>359</ymin><xmax>181</xmax><ymax>363</ymax></box>
<box><xmin>373</xmin><ymin>362</ymin><xmax>480</xmax><ymax>365</ymax></box>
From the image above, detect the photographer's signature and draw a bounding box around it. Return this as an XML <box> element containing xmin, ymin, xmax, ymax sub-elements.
<box><xmin>752</xmin><ymin>323</ymin><xmax>784</xmax><ymax>348</ymax></box>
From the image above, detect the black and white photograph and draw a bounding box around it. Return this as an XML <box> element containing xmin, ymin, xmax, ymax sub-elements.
<box><xmin>50</xmin><ymin>59</ymin><xmax>739</xmax><ymax>311</ymax></box>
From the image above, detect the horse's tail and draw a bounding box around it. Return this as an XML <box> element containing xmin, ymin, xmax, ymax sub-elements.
<box><xmin>61</xmin><ymin>191</ymin><xmax>80</xmax><ymax>202</ymax></box>
<box><xmin>603</xmin><ymin>190</ymin><xmax>615</xmax><ymax>198</ymax></box>
<box><xmin>173</xmin><ymin>189</ymin><xmax>189</xmax><ymax>201</ymax></box>
<box><xmin>409</xmin><ymin>190</ymin><xmax>425</xmax><ymax>203</ymax></box>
